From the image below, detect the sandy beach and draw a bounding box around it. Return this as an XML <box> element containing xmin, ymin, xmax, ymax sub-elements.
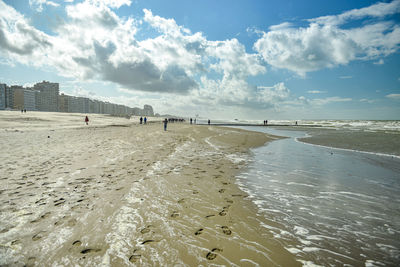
<box><xmin>0</xmin><ymin>111</ymin><xmax>297</xmax><ymax>266</ymax></box>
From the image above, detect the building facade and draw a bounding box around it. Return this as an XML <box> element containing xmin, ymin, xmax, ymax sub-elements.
<box><xmin>24</xmin><ymin>89</ymin><xmax>36</xmax><ymax>111</ymax></box>
<box><xmin>0</xmin><ymin>84</ymin><xmax>6</xmax><ymax>110</ymax></box>
<box><xmin>34</xmin><ymin>81</ymin><xmax>59</xmax><ymax>112</ymax></box>
<box><xmin>0</xmin><ymin>81</ymin><xmax>154</xmax><ymax>116</ymax></box>
<box><xmin>12</xmin><ymin>86</ymin><xmax>24</xmax><ymax>110</ymax></box>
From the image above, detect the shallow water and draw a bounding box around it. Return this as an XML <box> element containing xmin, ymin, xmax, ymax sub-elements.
<box><xmin>236</xmin><ymin>126</ymin><xmax>400</xmax><ymax>266</ymax></box>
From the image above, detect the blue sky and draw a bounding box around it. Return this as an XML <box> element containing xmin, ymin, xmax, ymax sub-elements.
<box><xmin>0</xmin><ymin>0</ymin><xmax>399</xmax><ymax>119</ymax></box>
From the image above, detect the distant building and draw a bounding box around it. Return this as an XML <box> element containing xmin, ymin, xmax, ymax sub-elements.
<box><xmin>34</xmin><ymin>81</ymin><xmax>59</xmax><ymax>112</ymax></box>
<box><xmin>24</xmin><ymin>89</ymin><xmax>36</xmax><ymax>111</ymax></box>
<box><xmin>0</xmin><ymin>81</ymin><xmax>155</xmax><ymax>116</ymax></box>
<box><xmin>143</xmin><ymin>104</ymin><xmax>154</xmax><ymax>116</ymax></box>
<box><xmin>5</xmin><ymin>85</ymin><xmax>13</xmax><ymax>109</ymax></box>
<box><xmin>58</xmin><ymin>93</ymin><xmax>70</xmax><ymax>113</ymax></box>
<box><xmin>12</xmin><ymin>86</ymin><xmax>24</xmax><ymax>110</ymax></box>
<box><xmin>0</xmin><ymin>84</ymin><xmax>6</xmax><ymax>110</ymax></box>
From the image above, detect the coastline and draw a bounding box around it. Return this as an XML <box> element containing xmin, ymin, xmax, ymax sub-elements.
<box><xmin>271</xmin><ymin>125</ymin><xmax>400</xmax><ymax>158</ymax></box>
<box><xmin>0</xmin><ymin>111</ymin><xmax>297</xmax><ymax>266</ymax></box>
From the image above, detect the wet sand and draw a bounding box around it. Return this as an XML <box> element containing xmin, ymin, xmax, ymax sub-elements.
<box><xmin>283</xmin><ymin>126</ymin><xmax>400</xmax><ymax>157</ymax></box>
<box><xmin>0</xmin><ymin>111</ymin><xmax>297</xmax><ymax>266</ymax></box>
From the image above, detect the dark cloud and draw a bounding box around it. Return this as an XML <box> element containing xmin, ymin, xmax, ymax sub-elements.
<box><xmin>92</xmin><ymin>42</ymin><xmax>198</xmax><ymax>93</ymax></box>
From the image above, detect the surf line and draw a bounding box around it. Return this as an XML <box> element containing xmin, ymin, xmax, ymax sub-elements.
<box><xmin>294</xmin><ymin>137</ymin><xmax>400</xmax><ymax>160</ymax></box>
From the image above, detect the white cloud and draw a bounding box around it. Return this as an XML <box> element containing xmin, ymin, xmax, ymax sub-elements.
<box><xmin>29</xmin><ymin>0</ymin><xmax>60</xmax><ymax>12</ymax></box>
<box><xmin>254</xmin><ymin>0</ymin><xmax>400</xmax><ymax>76</ymax></box>
<box><xmin>0</xmin><ymin>0</ymin><xmax>268</xmax><ymax>111</ymax></box>
<box><xmin>360</xmin><ymin>98</ymin><xmax>376</xmax><ymax>104</ymax></box>
<box><xmin>386</xmin><ymin>93</ymin><xmax>400</xmax><ymax>100</ymax></box>
<box><xmin>339</xmin><ymin>76</ymin><xmax>352</xmax><ymax>79</ymax></box>
<box><xmin>307</xmin><ymin>90</ymin><xmax>326</xmax><ymax>94</ymax></box>
<box><xmin>309</xmin><ymin>0</ymin><xmax>400</xmax><ymax>26</ymax></box>
<box><xmin>374</xmin><ymin>59</ymin><xmax>384</xmax><ymax>65</ymax></box>
<box><xmin>311</xmin><ymin>96</ymin><xmax>352</xmax><ymax>105</ymax></box>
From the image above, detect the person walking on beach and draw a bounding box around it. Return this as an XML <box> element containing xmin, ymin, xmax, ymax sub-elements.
<box><xmin>85</xmin><ymin>116</ymin><xmax>89</xmax><ymax>125</ymax></box>
<box><xmin>208</xmin><ymin>119</ymin><xmax>210</xmax><ymax>125</ymax></box>
<box><xmin>140</xmin><ymin>117</ymin><xmax>143</xmax><ymax>124</ymax></box>
<box><xmin>144</xmin><ymin>117</ymin><xmax>147</xmax><ymax>124</ymax></box>
<box><xmin>164</xmin><ymin>118</ymin><xmax>168</xmax><ymax>131</ymax></box>
<box><xmin>190</xmin><ymin>118</ymin><xmax>192</xmax><ymax>124</ymax></box>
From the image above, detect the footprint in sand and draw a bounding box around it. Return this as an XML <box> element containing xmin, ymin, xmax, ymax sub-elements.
<box><xmin>192</xmin><ymin>190</ymin><xmax>199</xmax><ymax>194</ymax></box>
<box><xmin>54</xmin><ymin>198</ymin><xmax>66</xmax><ymax>206</ymax></box>
<box><xmin>194</xmin><ymin>228</ymin><xmax>203</xmax><ymax>235</ymax></box>
<box><xmin>218</xmin><ymin>189</ymin><xmax>226</xmax><ymax>193</ymax></box>
<box><xmin>206</xmin><ymin>248</ymin><xmax>223</xmax><ymax>260</ymax></box>
<box><xmin>129</xmin><ymin>254</ymin><xmax>141</xmax><ymax>263</ymax></box>
<box><xmin>205</xmin><ymin>214</ymin><xmax>215</xmax><ymax>218</ymax></box>
<box><xmin>219</xmin><ymin>206</ymin><xmax>230</xmax><ymax>216</ymax></box>
<box><xmin>170</xmin><ymin>211</ymin><xmax>179</xmax><ymax>218</ymax></box>
<box><xmin>32</xmin><ymin>232</ymin><xmax>45</xmax><ymax>241</ymax></box>
<box><xmin>177</xmin><ymin>198</ymin><xmax>185</xmax><ymax>204</ymax></box>
<box><xmin>221</xmin><ymin>226</ymin><xmax>232</xmax><ymax>235</ymax></box>
<box><xmin>141</xmin><ymin>240</ymin><xmax>157</xmax><ymax>245</ymax></box>
<box><xmin>72</xmin><ymin>240</ymin><xmax>82</xmax><ymax>246</ymax></box>
<box><xmin>30</xmin><ymin>212</ymin><xmax>51</xmax><ymax>223</ymax></box>
<box><xmin>81</xmin><ymin>248</ymin><xmax>101</xmax><ymax>254</ymax></box>
<box><xmin>140</xmin><ymin>225</ymin><xmax>153</xmax><ymax>234</ymax></box>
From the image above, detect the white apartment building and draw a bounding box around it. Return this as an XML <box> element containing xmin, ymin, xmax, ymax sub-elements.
<box><xmin>68</xmin><ymin>96</ymin><xmax>85</xmax><ymax>113</ymax></box>
<box><xmin>0</xmin><ymin>84</ymin><xmax>6</xmax><ymax>110</ymax></box>
<box><xmin>34</xmin><ymin>81</ymin><xmax>59</xmax><ymax>112</ymax></box>
<box><xmin>24</xmin><ymin>89</ymin><xmax>36</xmax><ymax>111</ymax></box>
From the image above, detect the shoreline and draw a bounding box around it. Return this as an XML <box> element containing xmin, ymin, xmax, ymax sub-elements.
<box><xmin>0</xmin><ymin>111</ymin><xmax>298</xmax><ymax>266</ymax></box>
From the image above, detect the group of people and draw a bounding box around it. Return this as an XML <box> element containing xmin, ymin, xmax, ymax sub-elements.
<box><xmin>82</xmin><ymin>115</ymin><xmax>194</xmax><ymax>131</ymax></box>
<box><xmin>139</xmin><ymin>116</ymin><xmax>148</xmax><ymax>124</ymax></box>
<box><xmin>263</xmin><ymin>120</ymin><xmax>268</xmax><ymax>125</ymax></box>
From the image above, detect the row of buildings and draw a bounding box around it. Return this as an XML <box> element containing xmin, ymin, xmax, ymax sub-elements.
<box><xmin>0</xmin><ymin>81</ymin><xmax>154</xmax><ymax>116</ymax></box>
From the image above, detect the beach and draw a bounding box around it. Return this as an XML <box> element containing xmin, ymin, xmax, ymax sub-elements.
<box><xmin>0</xmin><ymin>111</ymin><xmax>297</xmax><ymax>266</ymax></box>
<box><xmin>235</xmin><ymin>126</ymin><xmax>400</xmax><ymax>266</ymax></box>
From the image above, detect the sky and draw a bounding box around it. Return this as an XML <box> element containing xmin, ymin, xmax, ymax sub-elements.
<box><xmin>0</xmin><ymin>0</ymin><xmax>399</xmax><ymax>120</ymax></box>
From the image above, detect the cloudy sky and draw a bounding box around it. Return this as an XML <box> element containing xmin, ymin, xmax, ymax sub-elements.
<box><xmin>1</xmin><ymin>0</ymin><xmax>399</xmax><ymax>120</ymax></box>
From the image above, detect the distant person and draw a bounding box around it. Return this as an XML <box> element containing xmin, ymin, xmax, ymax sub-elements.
<box><xmin>140</xmin><ymin>117</ymin><xmax>143</xmax><ymax>124</ymax></box>
<box><xmin>21</xmin><ymin>109</ymin><xmax>23</xmax><ymax>113</ymax></box>
<box><xmin>144</xmin><ymin>117</ymin><xmax>147</xmax><ymax>124</ymax></box>
<box><xmin>266</xmin><ymin>120</ymin><xmax>268</xmax><ymax>125</ymax></box>
<box><xmin>190</xmin><ymin>118</ymin><xmax>192</xmax><ymax>124</ymax></box>
<box><xmin>85</xmin><ymin>116</ymin><xmax>89</xmax><ymax>125</ymax></box>
<box><xmin>164</xmin><ymin>118</ymin><xmax>168</xmax><ymax>131</ymax></box>
<box><xmin>208</xmin><ymin>119</ymin><xmax>210</xmax><ymax>125</ymax></box>
<box><xmin>24</xmin><ymin>109</ymin><xmax>26</xmax><ymax>113</ymax></box>
<box><xmin>295</xmin><ymin>121</ymin><xmax>298</xmax><ymax>125</ymax></box>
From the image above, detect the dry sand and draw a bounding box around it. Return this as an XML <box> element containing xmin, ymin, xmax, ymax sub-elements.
<box><xmin>0</xmin><ymin>111</ymin><xmax>299</xmax><ymax>266</ymax></box>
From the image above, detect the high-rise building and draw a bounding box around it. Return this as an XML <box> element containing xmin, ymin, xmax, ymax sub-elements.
<box><xmin>5</xmin><ymin>85</ymin><xmax>13</xmax><ymax>109</ymax></box>
<box><xmin>12</xmin><ymin>86</ymin><xmax>24</xmax><ymax>110</ymax></box>
<box><xmin>34</xmin><ymin>81</ymin><xmax>59</xmax><ymax>112</ymax></box>
<box><xmin>0</xmin><ymin>84</ymin><xmax>6</xmax><ymax>110</ymax></box>
<box><xmin>24</xmin><ymin>89</ymin><xmax>36</xmax><ymax>111</ymax></box>
<box><xmin>143</xmin><ymin>104</ymin><xmax>154</xmax><ymax>116</ymax></box>
<box><xmin>58</xmin><ymin>93</ymin><xmax>70</xmax><ymax>113</ymax></box>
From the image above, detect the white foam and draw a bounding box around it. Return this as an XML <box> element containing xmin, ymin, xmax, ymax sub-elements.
<box><xmin>303</xmin><ymin>247</ymin><xmax>320</xmax><ymax>252</ymax></box>
<box><xmin>294</xmin><ymin>226</ymin><xmax>309</xmax><ymax>236</ymax></box>
<box><xmin>239</xmin><ymin>258</ymin><xmax>260</xmax><ymax>266</ymax></box>
<box><xmin>295</xmin><ymin>137</ymin><xmax>400</xmax><ymax>159</ymax></box>
<box><xmin>286</xmin><ymin>247</ymin><xmax>302</xmax><ymax>254</ymax></box>
<box><xmin>298</xmin><ymin>260</ymin><xmax>324</xmax><ymax>267</ymax></box>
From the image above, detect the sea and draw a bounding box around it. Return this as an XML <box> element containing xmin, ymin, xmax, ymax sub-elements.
<box><xmin>229</xmin><ymin>120</ymin><xmax>400</xmax><ymax>266</ymax></box>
